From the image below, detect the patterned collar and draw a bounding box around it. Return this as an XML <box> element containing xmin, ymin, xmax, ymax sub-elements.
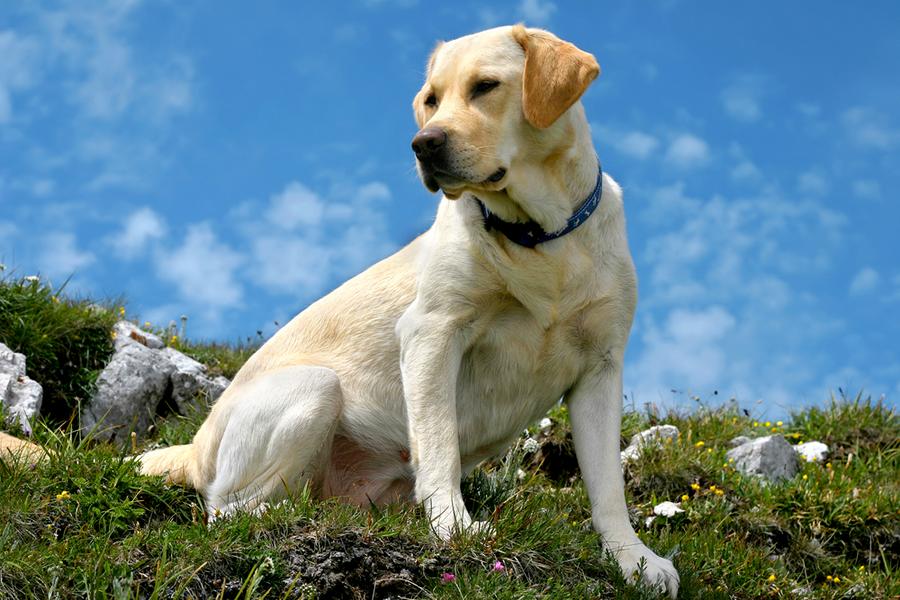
<box><xmin>474</xmin><ymin>163</ymin><xmax>603</xmax><ymax>249</ymax></box>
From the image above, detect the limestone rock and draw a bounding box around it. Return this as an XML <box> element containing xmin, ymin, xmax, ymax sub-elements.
<box><xmin>113</xmin><ymin>321</ymin><xmax>165</xmax><ymax>351</ymax></box>
<box><xmin>621</xmin><ymin>425</ymin><xmax>680</xmax><ymax>462</ymax></box>
<box><xmin>160</xmin><ymin>347</ymin><xmax>229</xmax><ymax>413</ymax></box>
<box><xmin>0</xmin><ymin>342</ymin><xmax>43</xmax><ymax>435</ymax></box>
<box><xmin>729</xmin><ymin>435</ymin><xmax>751</xmax><ymax>448</ymax></box>
<box><xmin>726</xmin><ymin>435</ymin><xmax>799</xmax><ymax>482</ymax></box>
<box><xmin>81</xmin><ymin>343</ymin><xmax>174</xmax><ymax>443</ymax></box>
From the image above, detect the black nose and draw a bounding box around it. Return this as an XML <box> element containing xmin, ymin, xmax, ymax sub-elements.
<box><xmin>411</xmin><ymin>127</ymin><xmax>447</xmax><ymax>160</ymax></box>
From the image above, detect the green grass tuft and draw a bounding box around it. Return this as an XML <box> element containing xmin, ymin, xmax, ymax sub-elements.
<box><xmin>0</xmin><ymin>274</ymin><xmax>118</xmax><ymax>426</ymax></box>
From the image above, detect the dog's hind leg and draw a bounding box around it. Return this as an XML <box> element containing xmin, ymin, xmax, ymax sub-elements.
<box><xmin>203</xmin><ymin>365</ymin><xmax>342</xmax><ymax>518</ymax></box>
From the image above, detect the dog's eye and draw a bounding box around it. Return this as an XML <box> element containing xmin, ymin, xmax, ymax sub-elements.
<box><xmin>472</xmin><ymin>80</ymin><xmax>500</xmax><ymax>98</ymax></box>
<box><xmin>424</xmin><ymin>93</ymin><xmax>437</xmax><ymax>107</ymax></box>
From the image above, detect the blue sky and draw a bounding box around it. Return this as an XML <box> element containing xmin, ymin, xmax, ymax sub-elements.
<box><xmin>1</xmin><ymin>1</ymin><xmax>898</xmax><ymax>418</ymax></box>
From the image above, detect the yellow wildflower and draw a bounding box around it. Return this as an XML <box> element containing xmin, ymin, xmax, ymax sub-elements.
<box><xmin>826</xmin><ymin>575</ymin><xmax>832</xmax><ymax>581</ymax></box>
<box><xmin>753</xmin><ymin>421</ymin><xmax>759</xmax><ymax>427</ymax></box>
<box><xmin>709</xmin><ymin>485</ymin><xmax>717</xmax><ymax>491</ymax></box>
<box><xmin>55</xmin><ymin>491</ymin><xmax>71</xmax><ymax>501</ymax></box>
<box><xmin>690</xmin><ymin>482</ymin><xmax>701</xmax><ymax>491</ymax></box>
<box><xmin>144</xmin><ymin>321</ymin><xmax>151</xmax><ymax>328</ymax></box>
<box><xmin>694</xmin><ymin>441</ymin><xmax>705</xmax><ymax>448</ymax></box>
<box><xmin>776</xmin><ymin>421</ymin><xmax>783</xmax><ymax>426</ymax></box>
<box><xmin>681</xmin><ymin>494</ymin><xmax>689</xmax><ymax>502</ymax></box>
<box><xmin>767</xmin><ymin>574</ymin><xmax>776</xmax><ymax>582</ymax></box>
<box><xmin>714</xmin><ymin>489</ymin><xmax>724</xmax><ymax>496</ymax></box>
<box><xmin>802</xmin><ymin>474</ymin><xmax>808</xmax><ymax>480</ymax></box>
<box><xmin>833</xmin><ymin>576</ymin><xmax>840</xmax><ymax>583</ymax></box>
<box><xmin>858</xmin><ymin>566</ymin><xmax>864</xmax><ymax>572</ymax></box>
<box><xmin>118</xmin><ymin>306</ymin><xmax>125</xmax><ymax>316</ymax></box>
<box><xmin>771</xmin><ymin>427</ymin><xmax>778</xmax><ymax>433</ymax></box>
<box><xmin>764</xmin><ymin>421</ymin><xmax>771</xmax><ymax>427</ymax></box>
<box><xmin>826</xmin><ymin>462</ymin><xmax>832</xmax><ymax>469</ymax></box>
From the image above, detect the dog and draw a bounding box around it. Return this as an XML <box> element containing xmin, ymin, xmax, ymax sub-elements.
<box><xmin>5</xmin><ymin>25</ymin><xmax>679</xmax><ymax>597</ymax></box>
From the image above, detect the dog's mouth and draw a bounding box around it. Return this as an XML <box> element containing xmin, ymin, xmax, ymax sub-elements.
<box><xmin>421</xmin><ymin>166</ymin><xmax>508</xmax><ymax>199</ymax></box>
<box><xmin>484</xmin><ymin>168</ymin><xmax>507</xmax><ymax>184</ymax></box>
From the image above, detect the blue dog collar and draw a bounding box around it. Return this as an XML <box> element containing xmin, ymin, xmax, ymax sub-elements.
<box><xmin>474</xmin><ymin>163</ymin><xmax>603</xmax><ymax>249</ymax></box>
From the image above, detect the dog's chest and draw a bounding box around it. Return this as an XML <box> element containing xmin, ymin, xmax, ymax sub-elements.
<box><xmin>455</xmin><ymin>303</ymin><xmax>588</xmax><ymax>459</ymax></box>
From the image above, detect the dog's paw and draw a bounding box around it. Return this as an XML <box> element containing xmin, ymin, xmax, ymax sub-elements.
<box><xmin>465</xmin><ymin>519</ymin><xmax>495</xmax><ymax>537</ymax></box>
<box><xmin>431</xmin><ymin>517</ymin><xmax>495</xmax><ymax>540</ymax></box>
<box><xmin>614</xmin><ymin>544</ymin><xmax>679</xmax><ymax>599</ymax></box>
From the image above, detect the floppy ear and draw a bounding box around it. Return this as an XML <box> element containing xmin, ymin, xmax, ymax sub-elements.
<box><xmin>511</xmin><ymin>24</ymin><xmax>600</xmax><ymax>129</ymax></box>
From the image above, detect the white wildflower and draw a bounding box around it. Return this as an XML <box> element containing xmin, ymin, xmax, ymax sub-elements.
<box><xmin>794</xmin><ymin>441</ymin><xmax>828</xmax><ymax>463</ymax></box>
<box><xmin>539</xmin><ymin>417</ymin><xmax>553</xmax><ymax>430</ymax></box>
<box><xmin>523</xmin><ymin>437</ymin><xmax>540</xmax><ymax>453</ymax></box>
<box><xmin>652</xmin><ymin>501</ymin><xmax>685</xmax><ymax>518</ymax></box>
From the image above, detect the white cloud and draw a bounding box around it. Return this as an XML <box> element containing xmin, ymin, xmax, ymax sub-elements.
<box><xmin>155</xmin><ymin>223</ymin><xmax>244</xmax><ymax>311</ymax></box>
<box><xmin>852</xmin><ymin>179</ymin><xmax>881</xmax><ymax>200</ymax></box>
<box><xmin>641</xmin><ymin>181</ymin><xmax>702</xmax><ymax>226</ymax></box>
<box><xmin>234</xmin><ymin>179</ymin><xmax>397</xmax><ymax>298</ymax></box>
<box><xmin>664</xmin><ymin>134</ymin><xmax>710</xmax><ymax>169</ymax></box>
<box><xmin>518</xmin><ymin>0</ymin><xmax>557</xmax><ymax>24</ymax></box>
<box><xmin>842</xmin><ymin>106</ymin><xmax>900</xmax><ymax>150</ymax></box>
<box><xmin>796</xmin><ymin>102</ymin><xmax>821</xmax><ymax>118</ymax></box>
<box><xmin>849</xmin><ymin>267</ymin><xmax>880</xmax><ymax>296</ymax></box>
<box><xmin>721</xmin><ymin>76</ymin><xmax>765</xmax><ymax>122</ymax></box>
<box><xmin>109</xmin><ymin>207</ymin><xmax>167</xmax><ymax>259</ymax></box>
<box><xmin>0</xmin><ymin>221</ymin><xmax>17</xmax><ymax>242</ymax></box>
<box><xmin>628</xmin><ymin>182</ymin><xmax>852</xmax><ymax>411</ymax></box>
<box><xmin>630</xmin><ymin>306</ymin><xmax>736</xmax><ymax>394</ymax></box>
<box><xmin>266</xmin><ymin>182</ymin><xmax>326</xmax><ymax>229</ymax></box>
<box><xmin>731</xmin><ymin>160</ymin><xmax>761</xmax><ymax>181</ymax></box>
<box><xmin>0</xmin><ymin>30</ymin><xmax>40</xmax><ymax>123</ymax></box>
<box><xmin>797</xmin><ymin>170</ymin><xmax>828</xmax><ymax>196</ymax></box>
<box><xmin>612</xmin><ymin>131</ymin><xmax>660</xmax><ymax>160</ymax></box>
<box><xmin>477</xmin><ymin>8</ymin><xmax>505</xmax><ymax>28</ymax></box>
<box><xmin>36</xmin><ymin>232</ymin><xmax>96</xmax><ymax>280</ymax></box>
<box><xmin>2</xmin><ymin>2</ymin><xmax>195</xmax><ymax>191</ymax></box>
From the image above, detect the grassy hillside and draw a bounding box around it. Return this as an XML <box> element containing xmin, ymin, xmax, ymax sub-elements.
<box><xmin>0</xmin><ymin>275</ymin><xmax>897</xmax><ymax>599</ymax></box>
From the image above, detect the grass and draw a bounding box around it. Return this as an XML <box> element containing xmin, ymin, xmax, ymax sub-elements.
<box><xmin>1</xmin><ymin>275</ymin><xmax>898</xmax><ymax>599</ymax></box>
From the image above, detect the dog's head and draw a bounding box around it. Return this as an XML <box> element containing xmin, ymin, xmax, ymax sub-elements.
<box><xmin>411</xmin><ymin>25</ymin><xmax>599</xmax><ymax>201</ymax></box>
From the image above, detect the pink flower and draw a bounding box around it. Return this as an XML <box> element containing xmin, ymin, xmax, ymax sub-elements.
<box><xmin>492</xmin><ymin>560</ymin><xmax>505</xmax><ymax>572</ymax></box>
<box><xmin>440</xmin><ymin>572</ymin><xmax>456</xmax><ymax>584</ymax></box>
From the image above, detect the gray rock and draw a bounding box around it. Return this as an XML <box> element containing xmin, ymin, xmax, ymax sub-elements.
<box><xmin>729</xmin><ymin>435</ymin><xmax>751</xmax><ymax>447</ymax></box>
<box><xmin>81</xmin><ymin>343</ymin><xmax>175</xmax><ymax>443</ymax></box>
<box><xmin>160</xmin><ymin>347</ymin><xmax>229</xmax><ymax>413</ymax></box>
<box><xmin>621</xmin><ymin>424</ymin><xmax>680</xmax><ymax>462</ymax></box>
<box><xmin>0</xmin><ymin>342</ymin><xmax>43</xmax><ymax>435</ymax></box>
<box><xmin>726</xmin><ymin>435</ymin><xmax>799</xmax><ymax>482</ymax></box>
<box><xmin>113</xmin><ymin>320</ymin><xmax>165</xmax><ymax>351</ymax></box>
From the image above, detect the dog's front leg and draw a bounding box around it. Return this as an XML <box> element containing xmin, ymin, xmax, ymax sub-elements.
<box><xmin>568</xmin><ymin>356</ymin><xmax>680</xmax><ymax>598</ymax></box>
<box><xmin>397</xmin><ymin>304</ymin><xmax>472</xmax><ymax>539</ymax></box>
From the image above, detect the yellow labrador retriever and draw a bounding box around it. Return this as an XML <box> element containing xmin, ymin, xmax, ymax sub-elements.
<box><xmin>10</xmin><ymin>24</ymin><xmax>679</xmax><ymax>596</ymax></box>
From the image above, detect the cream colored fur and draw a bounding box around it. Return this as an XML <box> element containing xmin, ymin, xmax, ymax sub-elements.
<box><xmin>2</xmin><ymin>25</ymin><xmax>680</xmax><ymax>597</ymax></box>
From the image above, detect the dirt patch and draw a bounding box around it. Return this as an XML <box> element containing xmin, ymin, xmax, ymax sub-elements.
<box><xmin>281</xmin><ymin>529</ymin><xmax>449</xmax><ymax>599</ymax></box>
<box><xmin>527</xmin><ymin>431</ymin><xmax>580</xmax><ymax>485</ymax></box>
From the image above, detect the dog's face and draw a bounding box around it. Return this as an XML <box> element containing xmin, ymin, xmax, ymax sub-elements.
<box><xmin>411</xmin><ymin>25</ymin><xmax>599</xmax><ymax>200</ymax></box>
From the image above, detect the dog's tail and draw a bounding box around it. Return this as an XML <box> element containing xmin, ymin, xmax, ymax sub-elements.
<box><xmin>137</xmin><ymin>444</ymin><xmax>198</xmax><ymax>487</ymax></box>
<box><xmin>0</xmin><ymin>431</ymin><xmax>45</xmax><ymax>463</ymax></box>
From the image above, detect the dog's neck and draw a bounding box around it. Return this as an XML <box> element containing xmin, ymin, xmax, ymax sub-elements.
<box><xmin>469</xmin><ymin>104</ymin><xmax>599</xmax><ymax>234</ymax></box>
